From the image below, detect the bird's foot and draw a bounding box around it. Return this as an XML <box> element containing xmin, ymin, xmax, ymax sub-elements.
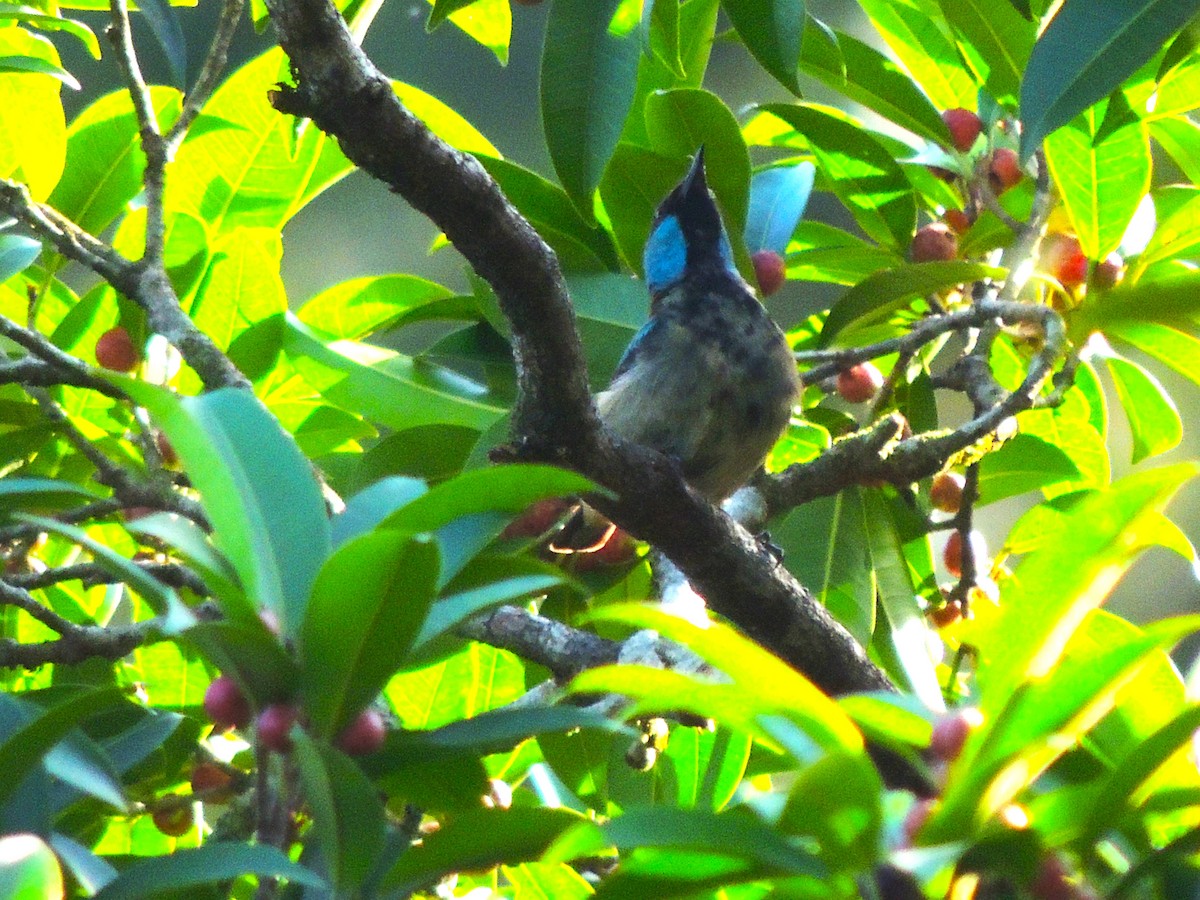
<box><xmin>755</xmin><ymin>530</ymin><xmax>784</xmax><ymax>564</ymax></box>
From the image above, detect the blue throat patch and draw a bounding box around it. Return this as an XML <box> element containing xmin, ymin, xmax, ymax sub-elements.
<box><xmin>643</xmin><ymin>215</ymin><xmax>686</xmax><ymax>296</ymax></box>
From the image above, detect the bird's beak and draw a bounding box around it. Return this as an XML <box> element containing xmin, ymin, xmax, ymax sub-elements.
<box><xmin>681</xmin><ymin>146</ymin><xmax>707</xmax><ymax>197</ymax></box>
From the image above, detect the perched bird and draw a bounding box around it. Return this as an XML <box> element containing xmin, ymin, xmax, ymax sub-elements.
<box><xmin>553</xmin><ymin>149</ymin><xmax>801</xmax><ymax>551</ymax></box>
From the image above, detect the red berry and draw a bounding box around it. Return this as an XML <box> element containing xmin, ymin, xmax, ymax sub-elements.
<box><xmin>910</xmin><ymin>223</ymin><xmax>958</xmax><ymax>262</ymax></box>
<box><xmin>836</xmin><ymin>362</ymin><xmax>884</xmax><ymax>404</ymax></box>
<box><xmin>930</xmin><ymin>712</ymin><xmax>977</xmax><ymax>761</ymax></box>
<box><xmin>942</xmin><ymin>209</ymin><xmax>972</xmax><ymax>235</ymax></box>
<box><xmin>942</xmin><ymin>108</ymin><xmax>983</xmax><ymax>153</ymax></box>
<box><xmin>95</xmin><ymin>326</ymin><xmax>140</xmax><ymax>372</ymax></box>
<box><xmin>929</xmin><ymin>600</ymin><xmax>962</xmax><ymax>629</ymax></box>
<box><xmin>751</xmin><ymin>249</ymin><xmax>787</xmax><ymax>296</ymax></box>
<box><xmin>122</xmin><ymin>506</ymin><xmax>155</xmax><ymax>522</ymax></box>
<box><xmin>257</xmin><ymin>704</ymin><xmax>298</xmax><ymax>753</ymax></box>
<box><xmin>1094</xmin><ymin>252</ymin><xmax>1124</xmax><ymax>290</ymax></box>
<box><xmin>1042</xmin><ymin>234</ymin><xmax>1088</xmax><ymax>287</ymax></box>
<box><xmin>944</xmin><ymin>531</ymin><xmax>964</xmax><ymax>578</ymax></box>
<box><xmin>336</xmin><ymin>709</ymin><xmax>387</xmax><ymax>756</ymax></box>
<box><xmin>930</xmin><ymin>471</ymin><xmax>965</xmax><ymax>513</ymax></box>
<box><xmin>152</xmin><ymin>804</ymin><xmax>194</xmax><ymax>837</ymax></box>
<box><xmin>204</xmin><ymin>675</ymin><xmax>251</xmax><ymax>731</ymax></box>
<box><xmin>190</xmin><ymin>762</ymin><xmax>235</xmax><ymax>802</ymax></box>
<box><xmin>988</xmin><ymin>148</ymin><xmax>1023</xmax><ymax>194</ymax></box>
<box><xmin>500</xmin><ymin>498</ymin><xmax>570</xmax><ymax>541</ymax></box>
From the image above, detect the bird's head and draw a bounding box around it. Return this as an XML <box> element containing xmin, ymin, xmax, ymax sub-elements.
<box><xmin>643</xmin><ymin>148</ymin><xmax>738</xmax><ymax>298</ymax></box>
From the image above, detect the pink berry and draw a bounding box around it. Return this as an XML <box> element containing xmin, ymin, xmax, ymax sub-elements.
<box><xmin>204</xmin><ymin>675</ymin><xmax>251</xmax><ymax>731</ymax></box>
<box><xmin>751</xmin><ymin>249</ymin><xmax>787</xmax><ymax>296</ymax></box>
<box><xmin>257</xmin><ymin>704</ymin><xmax>298</xmax><ymax>753</ymax></box>
<box><xmin>335</xmin><ymin>709</ymin><xmax>387</xmax><ymax>756</ymax></box>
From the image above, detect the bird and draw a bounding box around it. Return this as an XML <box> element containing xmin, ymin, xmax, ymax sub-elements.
<box><xmin>552</xmin><ymin>148</ymin><xmax>802</xmax><ymax>552</ymax></box>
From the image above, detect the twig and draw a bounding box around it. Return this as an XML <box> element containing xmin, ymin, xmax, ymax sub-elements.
<box><xmin>457</xmin><ymin>605</ymin><xmax>620</xmax><ymax>680</ymax></box>
<box><xmin>0</xmin><ymin>313</ymin><xmax>128</xmax><ymax>398</ymax></box>
<box><xmin>168</xmin><ymin>0</ymin><xmax>247</xmax><ymax>145</ymax></box>
<box><xmin>7</xmin><ymin>560</ymin><xmax>209</xmax><ymax>596</ymax></box>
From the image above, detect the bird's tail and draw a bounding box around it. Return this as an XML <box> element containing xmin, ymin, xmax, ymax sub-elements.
<box><xmin>547</xmin><ymin>502</ymin><xmax>618</xmax><ymax>554</ymax></box>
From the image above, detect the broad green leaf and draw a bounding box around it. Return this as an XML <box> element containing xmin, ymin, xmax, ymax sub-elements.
<box><xmin>16</xmin><ymin>515</ymin><xmax>185</xmax><ymax>620</ymax></box>
<box><xmin>542</xmin><ymin>0</ymin><xmax>641</xmax><ymax>216</ymax></box>
<box><xmin>125</xmin><ymin>512</ymin><xmax>244</xmax><ymax>608</ymax></box>
<box><xmin>568</xmin><ymin>271</ymin><xmax>651</xmax><ymax>385</ymax></box>
<box><xmin>503</xmin><ymin>863</ymin><xmax>593</xmax><ymax>899</ymax></box>
<box><xmin>0</xmin><ymin>687</ymin><xmax>126</xmax><ymax>808</ymax></box>
<box><xmin>284</xmin><ymin>314</ymin><xmax>506</xmax><ymax>432</ymax></box>
<box><xmin>1150</xmin><ymin>115</ymin><xmax>1200</xmax><ymax>184</ymax></box>
<box><xmin>974</xmin><ymin>464</ymin><xmax>1199</xmax><ymax>724</ymax></box>
<box><xmin>861</xmin><ymin>491</ymin><xmax>942</xmax><ymax>712</ymax></box>
<box><xmin>722</xmin><ymin>0</ymin><xmax>804</xmax><ymax>94</ymax></box>
<box><xmin>186</xmin><ymin>620</ymin><xmax>300</xmax><ymax>707</ymax></box>
<box><xmin>477</xmin><ymin>157</ymin><xmax>621</xmax><ymax>271</ymax></box>
<box><xmin>381</xmin><ymin>808</ymin><xmax>586</xmax><ymax>892</ymax></box>
<box><xmin>580</xmin><ymin>604</ymin><xmax>863</xmax><ymax>753</ymax></box>
<box><xmin>387</xmin><ymin>642</ymin><xmax>526</xmax><ymax>731</ymax></box>
<box><xmin>47</xmin><ymin>88</ymin><xmax>181</xmax><ymax>238</ymax></box>
<box><xmin>855</xmin><ymin>0</ymin><xmax>975</xmax><ymax>110</ymax></box>
<box><xmin>428</xmin><ymin>0</ymin><xmax>510</xmax><ymax>64</ymax></box>
<box><xmin>1127</xmin><ymin>188</ymin><xmax>1200</xmax><ymax>279</ymax></box>
<box><xmin>115</xmin><ymin>381</ymin><xmax>331</xmax><ymax>636</ymax></box>
<box><xmin>330</xmin><ymin>476</ymin><xmax>428</xmax><ymax>547</ymax></box>
<box><xmin>0</xmin><ymin>8</ymin><xmax>99</xmax><ymax>58</ymax></box>
<box><xmin>598</xmin><ymin>144</ymin><xmax>688</xmax><ymax>274</ymax></box>
<box><xmin>643</xmin><ymin>0</ymin><xmax>683</xmax><ymax>77</ymax></box>
<box><xmin>839</xmin><ymin>692</ymin><xmax>934</xmax><ymax>749</ymax></box>
<box><xmin>1017</xmin><ymin>400</ymin><xmax>1110</xmax><ymax>497</ymax></box>
<box><xmin>975</xmin><ymin>433</ymin><xmax>1082</xmax><ymax>505</ymax></box>
<box><xmin>775</xmin><ymin>488</ymin><xmax>873</xmax><ymax>645</ymax></box>
<box><xmin>1072</xmin><ymin>270</ymin><xmax>1200</xmax><ymax>338</ymax></box>
<box><xmin>745</xmin><ymin>162</ymin><xmax>814</xmax><ymax>255</ymax></box>
<box><xmin>0</xmin><ymin>53</ymin><xmax>78</xmax><ymax>89</ymax></box>
<box><xmin>778</xmin><ymin>750</ymin><xmax>882</xmax><ymax>871</ymax></box>
<box><xmin>293</xmin><ymin>732</ymin><xmax>386</xmax><ymax>891</ymax></box>
<box><xmin>758</xmin><ymin>104</ymin><xmax>916</xmax><ymax>250</ymax></box>
<box><xmin>0</xmin><ymin>28</ymin><xmax>66</xmax><ymax>200</ymax></box>
<box><xmin>785</xmin><ymin>221</ymin><xmax>902</xmax><ymax>287</ymax></box>
<box><xmin>187</xmin><ymin>228</ymin><xmax>286</xmax><ymax>350</ymax></box>
<box><xmin>820</xmin><ymin>261</ymin><xmax>1004</xmax><ymax>347</ymax></box>
<box><xmin>938</xmin><ymin>0</ymin><xmax>1033</xmax><ymax>109</ymax></box>
<box><xmin>167</xmin><ymin>49</ymin><xmax>353</xmax><ymax>233</ymax></box>
<box><xmin>136</xmin><ymin>0</ymin><xmax>186</xmax><ymax>87</ymax></box>
<box><xmin>1103</xmin><ymin>355</ymin><xmax>1182</xmax><ymax>464</ymax></box>
<box><xmin>0</xmin><ymin>477</ymin><xmax>100</xmax><ymax>518</ymax></box>
<box><xmin>1044</xmin><ymin>110</ymin><xmax>1151</xmax><ymax>259</ymax></box>
<box><xmin>91</xmin><ymin>844</ymin><xmax>323</xmax><ymax>900</ymax></box>
<box><xmin>643</xmin><ymin>88</ymin><xmax>752</xmax><ymax>254</ymax></box>
<box><xmin>1020</xmin><ymin>0</ymin><xmax>1200</xmax><ymax>155</ymax></box>
<box><xmin>394</xmin><ymin>83</ymin><xmax>500</xmax><ymax>157</ymax></box>
<box><xmin>799</xmin><ymin>23</ymin><xmax>953</xmax><ymax>146</ymax></box>
<box><xmin>300</xmin><ymin>532</ymin><xmax>439</xmax><ymax>735</ymax></box>
<box><xmin>47</xmin><ymin>835</ymin><xmax>115</xmax><ymax>897</ymax></box>
<box><xmin>1107</xmin><ymin>320</ymin><xmax>1200</xmax><ymax>392</ymax></box>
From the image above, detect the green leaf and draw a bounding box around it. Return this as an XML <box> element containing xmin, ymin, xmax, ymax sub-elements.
<box><xmin>0</xmin><ymin>477</ymin><xmax>100</xmax><ymax>518</ymax></box>
<box><xmin>799</xmin><ymin>23</ymin><xmax>953</xmax><ymax>146</ymax></box>
<box><xmin>1126</xmin><ymin>188</ymin><xmax>1200</xmax><ymax>278</ymax></box>
<box><xmin>0</xmin><ymin>7</ymin><xmax>100</xmax><ymax>58</ymax></box>
<box><xmin>430</xmin><ymin>0</ymin><xmax>511</xmax><ymax>65</ymax></box>
<box><xmin>115</xmin><ymin>381</ymin><xmax>331</xmax><ymax>636</ymax></box>
<box><xmin>579</xmin><ymin>604</ymin><xmax>863</xmax><ymax>754</ymax></box>
<box><xmin>47</xmin><ymin>88</ymin><xmax>181</xmax><ymax>238</ymax></box>
<box><xmin>643</xmin><ymin>88</ymin><xmax>752</xmax><ymax>255</ymax></box>
<box><xmin>380</xmin><ymin>807</ymin><xmax>586</xmax><ymax>892</ymax></box>
<box><xmin>758</xmin><ymin>104</ymin><xmax>916</xmax><ymax>250</ymax></box>
<box><xmin>1150</xmin><ymin>115</ymin><xmax>1200</xmax><ymax>184</ymax></box>
<box><xmin>187</xmin><ymin>228</ymin><xmax>287</xmax><ymax>350</ymax></box>
<box><xmin>722</xmin><ymin>0</ymin><xmax>804</xmax><ymax>94</ymax></box>
<box><xmin>394</xmin><ymin>82</ymin><xmax>500</xmax><ymax>157</ymax></box>
<box><xmin>1073</xmin><ymin>270</ymin><xmax>1200</xmax><ymax>336</ymax></box>
<box><xmin>135</xmin><ymin>0</ymin><xmax>187</xmax><ymax>87</ymax></box>
<box><xmin>0</xmin><ymin>834</ymin><xmax>63</xmax><ymax>899</ymax></box>
<box><xmin>125</xmin><ymin>513</ymin><xmax>245</xmax><ymax>610</ymax></box>
<box><xmin>386</xmin><ymin>642</ymin><xmax>526</xmax><ymax>731</ymax></box>
<box><xmin>1020</xmin><ymin>0</ymin><xmax>1200</xmax><ymax>155</ymax></box>
<box><xmin>331</xmin><ymin>476</ymin><xmax>428</xmax><ymax>547</ymax></box>
<box><xmin>186</xmin><ymin>621</ymin><xmax>300</xmax><ymax>707</ymax></box>
<box><xmin>643</xmin><ymin>0</ymin><xmax>683</xmax><ymax>78</ymax></box>
<box><xmin>778</xmin><ymin>750</ymin><xmax>882</xmax><ymax>871</ymax></box>
<box><xmin>745</xmin><ymin>162</ymin><xmax>814</xmax><ymax>255</ymax></box>
<box><xmin>839</xmin><ymin>692</ymin><xmax>934</xmax><ymax>749</ymax></box>
<box><xmin>784</xmin><ymin>221</ymin><xmax>901</xmax><ymax>287</ymax></box>
<box><xmin>598</xmin><ymin>144</ymin><xmax>689</xmax><ymax>275</ymax></box>
<box><xmin>938</xmin><ymin>0</ymin><xmax>1033</xmax><ymax>110</ymax></box>
<box><xmin>0</xmin><ymin>27</ymin><xmax>66</xmax><ymax>201</ymax></box>
<box><xmin>855</xmin><ymin>0</ymin><xmax>975</xmax><ymax>110</ymax></box>
<box><xmin>300</xmin><ymin>532</ymin><xmax>439</xmax><ymax>735</ymax></box>
<box><xmin>985</xmin><ymin>464</ymin><xmax>1199</xmax><ymax>705</ymax></box>
<box><xmin>820</xmin><ymin>261</ymin><xmax>1004</xmax><ymax>347</ymax></box>
<box><xmin>284</xmin><ymin>314</ymin><xmax>506</xmax><ymax>433</ymax></box>
<box><xmin>0</xmin><ymin>54</ymin><xmax>79</xmax><ymax>89</ymax></box>
<box><xmin>0</xmin><ymin>687</ymin><xmax>126</xmax><ymax>808</ymax></box>
<box><xmin>477</xmin><ymin>156</ymin><xmax>621</xmax><ymax>271</ymax></box>
<box><xmin>91</xmin><ymin>844</ymin><xmax>323</xmax><ymax>900</ymax></box>
<box><xmin>293</xmin><ymin>732</ymin><xmax>386</xmax><ymax>891</ymax></box>
<box><xmin>1106</xmin><ymin>320</ymin><xmax>1200</xmax><ymax>393</ymax></box>
<box><xmin>542</xmin><ymin>0</ymin><xmax>641</xmax><ymax>216</ymax></box>
<box><xmin>976</xmin><ymin>433</ymin><xmax>1083</xmax><ymax>505</ymax></box>
<box><xmin>1103</xmin><ymin>355</ymin><xmax>1182</xmax><ymax>464</ymax></box>
<box><xmin>1044</xmin><ymin>109</ymin><xmax>1151</xmax><ymax>259</ymax></box>
<box><xmin>16</xmin><ymin>515</ymin><xmax>186</xmax><ymax>620</ymax></box>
